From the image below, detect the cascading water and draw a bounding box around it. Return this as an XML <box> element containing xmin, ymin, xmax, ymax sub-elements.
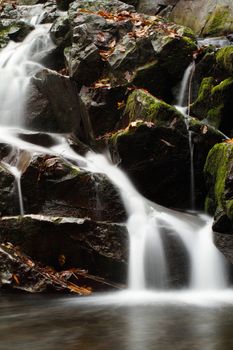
<box><xmin>0</xmin><ymin>23</ymin><xmax>54</xmax><ymax>127</ymax></box>
<box><xmin>0</xmin><ymin>7</ymin><xmax>54</xmax><ymax>213</ymax></box>
<box><xmin>0</xmin><ymin>9</ymin><xmax>229</xmax><ymax>295</ymax></box>
<box><xmin>85</xmin><ymin>153</ymin><xmax>167</xmax><ymax>290</ymax></box>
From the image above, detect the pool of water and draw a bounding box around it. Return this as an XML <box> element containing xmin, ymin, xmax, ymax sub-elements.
<box><xmin>1</xmin><ymin>291</ymin><xmax>233</xmax><ymax>350</ymax></box>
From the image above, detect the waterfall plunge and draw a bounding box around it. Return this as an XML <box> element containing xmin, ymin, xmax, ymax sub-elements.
<box><xmin>86</xmin><ymin>153</ymin><xmax>167</xmax><ymax>290</ymax></box>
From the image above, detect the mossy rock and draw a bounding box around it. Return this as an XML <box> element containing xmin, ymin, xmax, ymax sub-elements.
<box><xmin>204</xmin><ymin>142</ymin><xmax>233</xmax><ymax>231</ymax></box>
<box><xmin>191</xmin><ymin>76</ymin><xmax>233</xmax><ymax>134</ymax></box>
<box><xmin>121</xmin><ymin>88</ymin><xmax>186</xmax><ymax>131</ymax></box>
<box><xmin>202</xmin><ymin>5</ymin><xmax>233</xmax><ymax>37</ymax></box>
<box><xmin>216</xmin><ymin>46</ymin><xmax>233</xmax><ymax>76</ymax></box>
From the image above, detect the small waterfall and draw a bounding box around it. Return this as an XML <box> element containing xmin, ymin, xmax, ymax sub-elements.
<box><xmin>175</xmin><ymin>62</ymin><xmax>196</xmax><ymax>210</ymax></box>
<box><xmin>177</xmin><ymin>62</ymin><xmax>195</xmax><ymax>107</ymax></box>
<box><xmin>0</xmin><ymin>24</ymin><xmax>54</xmax><ymax>127</ymax></box>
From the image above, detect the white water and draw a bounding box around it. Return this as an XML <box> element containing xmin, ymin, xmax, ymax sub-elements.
<box><xmin>0</xmin><ymin>23</ymin><xmax>54</xmax><ymax>127</ymax></box>
<box><xmin>0</xmin><ymin>11</ymin><xmax>229</xmax><ymax>295</ymax></box>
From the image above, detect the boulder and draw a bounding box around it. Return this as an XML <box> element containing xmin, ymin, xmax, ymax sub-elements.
<box><xmin>108</xmin><ymin>90</ymin><xmax>191</xmax><ymax>208</ymax></box>
<box><xmin>0</xmin><ymin>215</ymin><xmax>128</xmax><ymax>283</ymax></box>
<box><xmin>21</xmin><ymin>154</ymin><xmax>126</xmax><ymax>222</ymax></box>
<box><xmin>108</xmin><ymin>89</ymin><xmax>225</xmax><ymax>209</ymax></box>
<box><xmin>63</xmin><ymin>2</ymin><xmax>196</xmax><ymax>102</ymax></box>
<box><xmin>169</xmin><ymin>0</ymin><xmax>233</xmax><ymax>37</ymax></box>
<box><xmin>25</xmin><ymin>69</ymin><xmax>82</xmax><ymax>133</ymax></box>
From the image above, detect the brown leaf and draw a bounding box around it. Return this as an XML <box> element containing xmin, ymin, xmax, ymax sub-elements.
<box><xmin>96</xmin><ymin>32</ymin><xmax>106</xmax><ymax>43</ymax></box>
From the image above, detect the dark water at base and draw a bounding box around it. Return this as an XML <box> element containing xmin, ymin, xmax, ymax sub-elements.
<box><xmin>1</xmin><ymin>292</ymin><xmax>233</xmax><ymax>350</ymax></box>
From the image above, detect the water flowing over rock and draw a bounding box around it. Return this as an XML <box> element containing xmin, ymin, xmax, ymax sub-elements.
<box><xmin>20</xmin><ymin>154</ymin><xmax>126</xmax><ymax>222</ymax></box>
<box><xmin>0</xmin><ymin>0</ymin><xmax>231</xmax><ymax>295</ymax></box>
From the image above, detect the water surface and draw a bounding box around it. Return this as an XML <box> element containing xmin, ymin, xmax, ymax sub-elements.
<box><xmin>1</xmin><ymin>291</ymin><xmax>233</xmax><ymax>350</ymax></box>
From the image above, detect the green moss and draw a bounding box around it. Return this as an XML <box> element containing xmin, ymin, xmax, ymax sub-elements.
<box><xmin>198</xmin><ymin>77</ymin><xmax>215</xmax><ymax>101</ymax></box>
<box><xmin>216</xmin><ymin>46</ymin><xmax>233</xmax><ymax>75</ymax></box>
<box><xmin>125</xmin><ymin>89</ymin><xmax>183</xmax><ymax>127</ymax></box>
<box><xmin>204</xmin><ymin>143</ymin><xmax>233</xmax><ymax>214</ymax></box>
<box><xmin>203</xmin><ymin>6</ymin><xmax>233</xmax><ymax>37</ymax></box>
<box><xmin>191</xmin><ymin>77</ymin><xmax>233</xmax><ymax>129</ymax></box>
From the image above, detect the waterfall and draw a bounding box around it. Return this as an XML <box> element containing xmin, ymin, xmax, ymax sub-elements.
<box><xmin>0</xmin><ymin>11</ymin><xmax>229</xmax><ymax>294</ymax></box>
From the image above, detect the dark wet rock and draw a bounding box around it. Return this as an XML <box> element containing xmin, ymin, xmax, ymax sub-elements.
<box><xmin>50</xmin><ymin>15</ymin><xmax>71</xmax><ymax>48</ymax></box>
<box><xmin>79</xmin><ymin>85</ymin><xmax>127</xmax><ymax>142</ymax></box>
<box><xmin>17</xmin><ymin>131</ymin><xmax>59</xmax><ymax>148</ymax></box>
<box><xmin>25</xmin><ymin>69</ymin><xmax>82</xmax><ymax>133</ymax></box>
<box><xmin>66</xmin><ymin>134</ymin><xmax>91</xmax><ymax>156</ymax></box>
<box><xmin>64</xmin><ymin>43</ymin><xmax>106</xmax><ymax>87</ymax></box>
<box><xmin>214</xmin><ymin>232</ymin><xmax>233</xmax><ymax>272</ymax></box>
<box><xmin>0</xmin><ymin>215</ymin><xmax>128</xmax><ymax>284</ymax></box>
<box><xmin>56</xmin><ymin>0</ymin><xmax>73</xmax><ymax>11</ymax></box>
<box><xmin>21</xmin><ymin>154</ymin><xmax>126</xmax><ymax>222</ymax></box>
<box><xmin>0</xmin><ymin>163</ymin><xmax>17</xmax><ymax>216</ymax></box>
<box><xmin>109</xmin><ymin>120</ymin><xmax>191</xmax><ymax>209</ymax></box>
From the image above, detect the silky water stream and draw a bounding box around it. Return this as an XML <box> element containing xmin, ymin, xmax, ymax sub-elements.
<box><xmin>0</xmin><ymin>11</ymin><xmax>233</xmax><ymax>350</ymax></box>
